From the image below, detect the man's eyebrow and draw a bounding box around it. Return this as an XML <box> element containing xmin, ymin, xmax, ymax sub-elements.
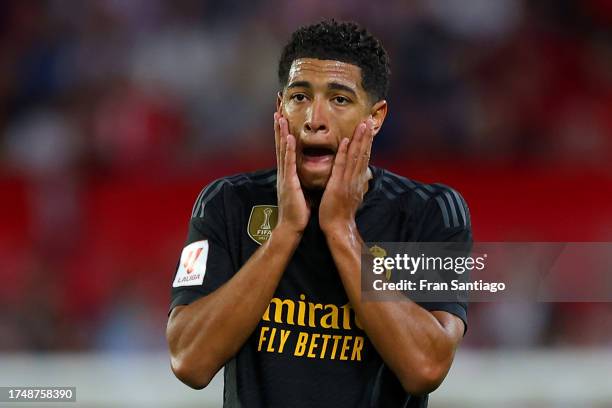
<box><xmin>286</xmin><ymin>81</ymin><xmax>358</xmax><ymax>97</ymax></box>
<box><xmin>328</xmin><ymin>82</ymin><xmax>357</xmax><ymax>97</ymax></box>
<box><xmin>287</xmin><ymin>81</ymin><xmax>312</xmax><ymax>89</ymax></box>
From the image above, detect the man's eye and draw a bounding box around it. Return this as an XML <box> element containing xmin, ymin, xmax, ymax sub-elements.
<box><xmin>334</xmin><ymin>96</ymin><xmax>350</xmax><ymax>105</ymax></box>
<box><xmin>291</xmin><ymin>94</ymin><xmax>307</xmax><ymax>102</ymax></box>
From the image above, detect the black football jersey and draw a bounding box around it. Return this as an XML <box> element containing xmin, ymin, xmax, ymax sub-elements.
<box><xmin>169</xmin><ymin>166</ymin><xmax>472</xmax><ymax>408</ymax></box>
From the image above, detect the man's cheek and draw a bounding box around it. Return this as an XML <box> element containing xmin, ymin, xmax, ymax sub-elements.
<box><xmin>290</xmin><ymin>123</ymin><xmax>301</xmax><ymax>137</ymax></box>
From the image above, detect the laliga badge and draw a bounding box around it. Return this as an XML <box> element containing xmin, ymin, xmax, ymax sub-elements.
<box><xmin>247</xmin><ymin>205</ymin><xmax>278</xmax><ymax>245</ymax></box>
<box><xmin>173</xmin><ymin>240</ymin><xmax>209</xmax><ymax>287</ymax></box>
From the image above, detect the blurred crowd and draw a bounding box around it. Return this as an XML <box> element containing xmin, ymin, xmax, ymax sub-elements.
<box><xmin>1</xmin><ymin>0</ymin><xmax>611</xmax><ymax>352</ymax></box>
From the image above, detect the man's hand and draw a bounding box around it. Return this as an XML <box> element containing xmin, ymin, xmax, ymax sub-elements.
<box><xmin>275</xmin><ymin>112</ymin><xmax>310</xmax><ymax>235</ymax></box>
<box><xmin>319</xmin><ymin>119</ymin><xmax>464</xmax><ymax>395</ymax></box>
<box><xmin>319</xmin><ymin>119</ymin><xmax>375</xmax><ymax>234</ymax></box>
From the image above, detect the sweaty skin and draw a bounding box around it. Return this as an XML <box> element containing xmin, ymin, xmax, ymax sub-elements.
<box><xmin>278</xmin><ymin>58</ymin><xmax>386</xmax><ymax>191</ymax></box>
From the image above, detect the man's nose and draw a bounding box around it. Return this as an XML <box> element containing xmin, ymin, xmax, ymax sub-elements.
<box><xmin>303</xmin><ymin>98</ymin><xmax>328</xmax><ymax>134</ymax></box>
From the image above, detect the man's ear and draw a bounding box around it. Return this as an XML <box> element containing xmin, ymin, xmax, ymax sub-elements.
<box><xmin>276</xmin><ymin>92</ymin><xmax>283</xmax><ymax>113</ymax></box>
<box><xmin>369</xmin><ymin>100</ymin><xmax>388</xmax><ymax>137</ymax></box>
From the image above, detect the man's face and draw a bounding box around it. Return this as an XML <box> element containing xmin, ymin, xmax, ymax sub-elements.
<box><xmin>278</xmin><ymin>58</ymin><xmax>381</xmax><ymax>190</ymax></box>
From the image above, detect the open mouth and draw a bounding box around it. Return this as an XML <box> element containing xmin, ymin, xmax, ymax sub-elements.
<box><xmin>301</xmin><ymin>147</ymin><xmax>336</xmax><ymax>164</ymax></box>
<box><xmin>302</xmin><ymin>147</ymin><xmax>336</xmax><ymax>157</ymax></box>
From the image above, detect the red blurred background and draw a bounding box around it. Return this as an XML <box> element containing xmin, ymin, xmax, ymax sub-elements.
<box><xmin>1</xmin><ymin>0</ymin><xmax>611</xmax><ymax>352</ymax></box>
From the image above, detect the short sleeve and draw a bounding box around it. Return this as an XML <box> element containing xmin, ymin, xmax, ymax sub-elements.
<box><xmin>416</xmin><ymin>184</ymin><xmax>473</xmax><ymax>333</ymax></box>
<box><xmin>169</xmin><ymin>180</ymin><xmax>235</xmax><ymax>314</ymax></box>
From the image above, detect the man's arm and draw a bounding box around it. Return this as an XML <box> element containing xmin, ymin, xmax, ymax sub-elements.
<box><xmin>319</xmin><ymin>120</ymin><xmax>465</xmax><ymax>395</ymax></box>
<box><xmin>166</xmin><ymin>114</ymin><xmax>308</xmax><ymax>389</ymax></box>
<box><xmin>324</xmin><ymin>226</ymin><xmax>464</xmax><ymax>395</ymax></box>
<box><xmin>167</xmin><ymin>225</ymin><xmax>301</xmax><ymax>389</ymax></box>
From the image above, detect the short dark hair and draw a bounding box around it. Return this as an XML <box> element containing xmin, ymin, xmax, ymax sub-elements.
<box><xmin>278</xmin><ymin>19</ymin><xmax>391</xmax><ymax>103</ymax></box>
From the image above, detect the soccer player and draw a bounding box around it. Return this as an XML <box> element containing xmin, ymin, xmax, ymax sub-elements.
<box><xmin>166</xmin><ymin>20</ymin><xmax>471</xmax><ymax>407</ymax></box>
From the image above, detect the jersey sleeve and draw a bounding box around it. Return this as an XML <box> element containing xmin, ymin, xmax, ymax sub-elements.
<box><xmin>169</xmin><ymin>180</ymin><xmax>235</xmax><ymax>314</ymax></box>
<box><xmin>415</xmin><ymin>184</ymin><xmax>472</xmax><ymax>333</ymax></box>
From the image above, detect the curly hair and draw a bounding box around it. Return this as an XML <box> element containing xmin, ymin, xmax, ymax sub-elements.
<box><xmin>278</xmin><ymin>19</ymin><xmax>391</xmax><ymax>103</ymax></box>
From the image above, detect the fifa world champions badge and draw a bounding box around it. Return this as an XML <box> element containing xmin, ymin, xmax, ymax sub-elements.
<box><xmin>248</xmin><ymin>205</ymin><xmax>279</xmax><ymax>245</ymax></box>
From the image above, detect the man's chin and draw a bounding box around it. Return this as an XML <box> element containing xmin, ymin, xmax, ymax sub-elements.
<box><xmin>297</xmin><ymin>170</ymin><xmax>331</xmax><ymax>192</ymax></box>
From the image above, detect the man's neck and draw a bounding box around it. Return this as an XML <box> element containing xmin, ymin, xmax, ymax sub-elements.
<box><xmin>303</xmin><ymin>167</ymin><xmax>373</xmax><ymax>208</ymax></box>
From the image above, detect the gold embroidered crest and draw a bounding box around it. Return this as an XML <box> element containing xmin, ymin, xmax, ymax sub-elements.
<box><xmin>248</xmin><ymin>205</ymin><xmax>278</xmax><ymax>245</ymax></box>
<box><xmin>369</xmin><ymin>245</ymin><xmax>392</xmax><ymax>281</ymax></box>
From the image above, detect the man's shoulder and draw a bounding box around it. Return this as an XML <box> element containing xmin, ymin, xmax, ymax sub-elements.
<box><xmin>217</xmin><ymin>168</ymin><xmax>277</xmax><ymax>189</ymax></box>
<box><xmin>376</xmin><ymin>167</ymin><xmax>461</xmax><ymax>203</ymax></box>
<box><xmin>375</xmin><ymin>167</ymin><xmax>469</xmax><ymax>225</ymax></box>
<box><xmin>191</xmin><ymin>168</ymin><xmax>277</xmax><ymax>218</ymax></box>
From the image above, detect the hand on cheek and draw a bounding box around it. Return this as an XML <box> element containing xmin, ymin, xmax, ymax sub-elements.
<box><xmin>274</xmin><ymin>112</ymin><xmax>310</xmax><ymax>235</ymax></box>
<box><xmin>319</xmin><ymin>119</ymin><xmax>375</xmax><ymax>234</ymax></box>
